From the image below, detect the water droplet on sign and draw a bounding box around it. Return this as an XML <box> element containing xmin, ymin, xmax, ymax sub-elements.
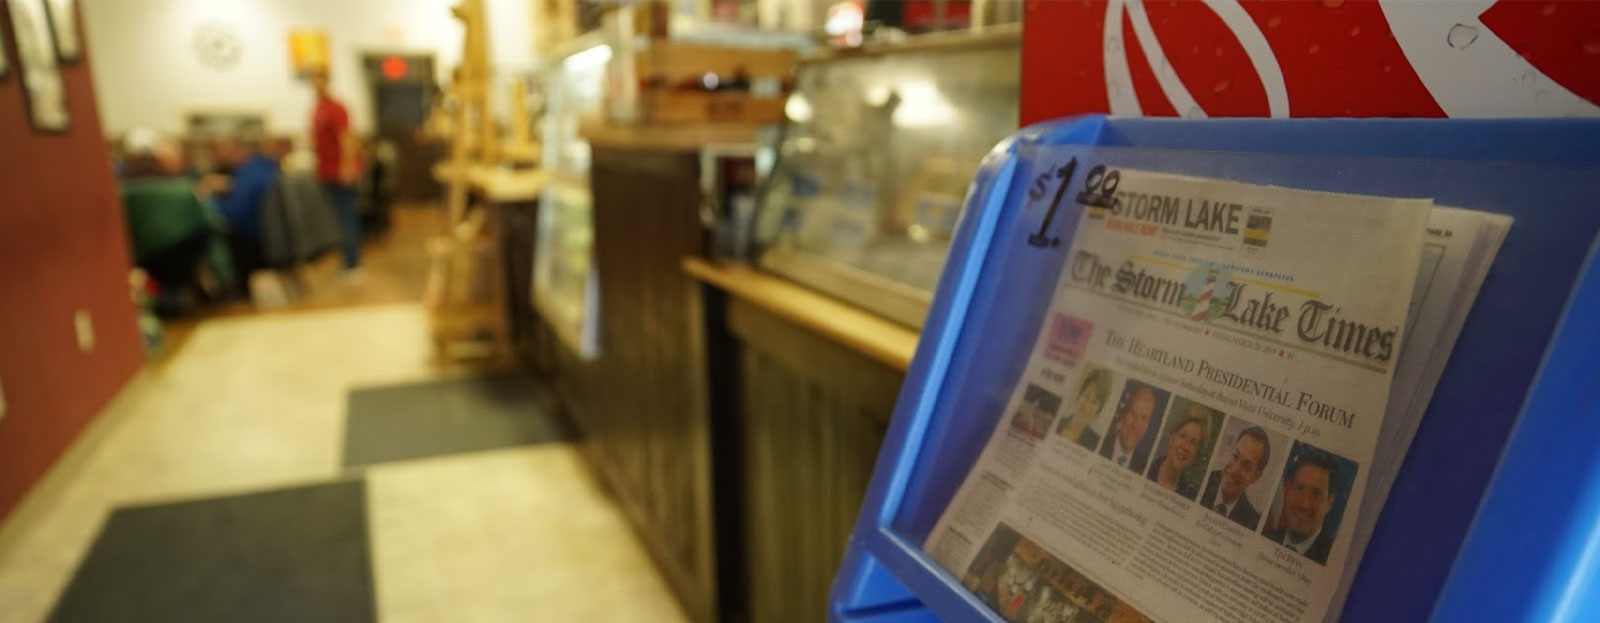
<box><xmin>1308</xmin><ymin>43</ymin><xmax>1322</xmax><ymax>55</ymax></box>
<box><xmin>1213</xmin><ymin>78</ymin><xmax>1231</xmax><ymax>94</ymax></box>
<box><xmin>1267</xmin><ymin>15</ymin><xmax>1282</xmax><ymax>28</ymax></box>
<box><xmin>1382</xmin><ymin>63</ymin><xmax>1392</xmax><ymax>73</ymax></box>
<box><xmin>1214</xmin><ymin>46</ymin><xmax>1224</xmax><ymax>57</ymax></box>
<box><xmin>1349</xmin><ymin>26</ymin><xmax>1361</xmax><ymax>37</ymax></box>
<box><xmin>1447</xmin><ymin>24</ymin><xmax>1479</xmax><ymax>49</ymax></box>
<box><xmin>1583</xmin><ymin>34</ymin><xmax>1600</xmax><ymax>55</ymax></box>
<box><xmin>1319</xmin><ymin>0</ymin><xmax>1345</xmax><ymax>8</ymax></box>
<box><xmin>1542</xmin><ymin>2</ymin><xmax>1557</xmax><ymax>17</ymax></box>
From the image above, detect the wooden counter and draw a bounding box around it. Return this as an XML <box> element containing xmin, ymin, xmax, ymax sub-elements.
<box><xmin>527</xmin><ymin>138</ymin><xmax>911</xmax><ymax>623</ymax></box>
<box><xmin>566</xmin><ymin>146</ymin><xmax>720</xmax><ymax>623</ymax></box>
<box><xmin>684</xmin><ymin>257</ymin><xmax>916</xmax><ymax>623</ymax></box>
<box><xmin>682</xmin><ymin>258</ymin><xmax>918</xmax><ymax>372</ymax></box>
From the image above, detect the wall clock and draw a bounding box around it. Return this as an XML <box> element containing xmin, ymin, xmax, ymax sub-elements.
<box><xmin>193</xmin><ymin>22</ymin><xmax>242</xmax><ymax>70</ymax></box>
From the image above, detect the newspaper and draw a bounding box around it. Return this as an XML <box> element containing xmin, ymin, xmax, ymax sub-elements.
<box><xmin>925</xmin><ymin>166</ymin><xmax>1432</xmax><ymax>623</ymax></box>
<box><xmin>1328</xmin><ymin>206</ymin><xmax>1510</xmax><ymax>621</ymax></box>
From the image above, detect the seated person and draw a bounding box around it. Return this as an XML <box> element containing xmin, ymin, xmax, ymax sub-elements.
<box><xmin>119</xmin><ymin>129</ymin><xmax>230</xmax><ymax>314</ymax></box>
<box><xmin>210</xmin><ymin>137</ymin><xmax>285</xmax><ymax>287</ymax></box>
<box><xmin>118</xmin><ymin>127</ymin><xmax>187</xmax><ymax>180</ymax></box>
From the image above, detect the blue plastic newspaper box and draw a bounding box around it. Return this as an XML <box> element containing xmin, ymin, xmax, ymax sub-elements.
<box><xmin>829</xmin><ymin>116</ymin><xmax>1600</xmax><ymax>623</ymax></box>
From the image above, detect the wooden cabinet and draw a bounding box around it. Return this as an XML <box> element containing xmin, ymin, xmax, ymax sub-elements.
<box><xmin>687</xmin><ymin>260</ymin><xmax>915</xmax><ymax>623</ymax></box>
<box><xmin>529</xmin><ymin>129</ymin><xmax>910</xmax><ymax>623</ymax></box>
<box><xmin>725</xmin><ymin>299</ymin><xmax>898</xmax><ymax>623</ymax></box>
<box><xmin>584</xmin><ymin>147</ymin><xmax>718</xmax><ymax>623</ymax></box>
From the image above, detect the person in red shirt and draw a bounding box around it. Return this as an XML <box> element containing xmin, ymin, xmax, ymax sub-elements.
<box><xmin>309</xmin><ymin>70</ymin><xmax>363</xmax><ymax>273</ymax></box>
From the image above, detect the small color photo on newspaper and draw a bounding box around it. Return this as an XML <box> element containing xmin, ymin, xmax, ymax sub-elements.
<box><xmin>962</xmin><ymin>523</ymin><xmax>1155</xmax><ymax>623</ymax></box>
<box><xmin>1010</xmin><ymin>383</ymin><xmax>1064</xmax><ymax>441</ymax></box>
<box><xmin>1044</xmin><ymin>313</ymin><xmax>1095</xmax><ymax>368</ymax></box>
<box><xmin>1142</xmin><ymin>397</ymin><xmax>1225</xmax><ymax>502</ymax></box>
<box><xmin>1088</xmin><ymin>379</ymin><xmax>1170</xmax><ymax>475</ymax></box>
<box><xmin>1055</xmin><ymin>365</ymin><xmax>1115</xmax><ymax>447</ymax></box>
<box><xmin>1261</xmin><ymin>441</ymin><xmax>1360</xmax><ymax>565</ymax></box>
<box><xmin>1198</xmin><ymin>416</ymin><xmax>1291</xmax><ymax>532</ymax></box>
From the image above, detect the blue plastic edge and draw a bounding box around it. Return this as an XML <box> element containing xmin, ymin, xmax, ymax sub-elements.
<box><xmin>1430</xmin><ymin>235</ymin><xmax>1600</xmax><ymax>622</ymax></box>
<box><xmin>830</xmin><ymin>116</ymin><xmax>1108</xmax><ymax>623</ymax></box>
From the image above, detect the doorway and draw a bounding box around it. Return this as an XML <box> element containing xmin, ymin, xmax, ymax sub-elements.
<box><xmin>361</xmin><ymin>52</ymin><xmax>443</xmax><ymax>203</ymax></box>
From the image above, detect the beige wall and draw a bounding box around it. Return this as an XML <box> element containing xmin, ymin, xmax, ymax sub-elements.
<box><xmin>82</xmin><ymin>0</ymin><xmax>539</xmax><ymax>138</ymax></box>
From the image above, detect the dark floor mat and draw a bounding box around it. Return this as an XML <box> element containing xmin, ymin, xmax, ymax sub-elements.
<box><xmin>49</xmin><ymin>480</ymin><xmax>375</xmax><ymax>623</ymax></box>
<box><xmin>342</xmin><ymin>373</ymin><xmax>569</xmax><ymax>467</ymax></box>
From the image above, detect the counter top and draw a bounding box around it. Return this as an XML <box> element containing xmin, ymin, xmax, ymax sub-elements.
<box><xmin>467</xmin><ymin>167</ymin><xmax>544</xmax><ymax>203</ymax></box>
<box><xmin>432</xmin><ymin>161</ymin><xmax>544</xmax><ymax>203</ymax></box>
<box><xmin>580</xmin><ymin>117</ymin><xmax>763</xmax><ymax>152</ymax></box>
<box><xmin>683</xmin><ymin>258</ymin><xmax>919</xmax><ymax>372</ymax></box>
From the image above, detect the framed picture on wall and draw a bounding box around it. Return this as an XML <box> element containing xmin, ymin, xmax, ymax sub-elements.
<box><xmin>45</xmin><ymin>0</ymin><xmax>80</xmax><ymax>62</ymax></box>
<box><xmin>7</xmin><ymin>0</ymin><xmax>71</xmax><ymax>131</ymax></box>
<box><xmin>287</xmin><ymin>30</ymin><xmax>330</xmax><ymax>78</ymax></box>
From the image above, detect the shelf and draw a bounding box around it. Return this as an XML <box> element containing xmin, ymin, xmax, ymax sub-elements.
<box><xmin>580</xmin><ymin>117</ymin><xmax>763</xmax><ymax>152</ymax></box>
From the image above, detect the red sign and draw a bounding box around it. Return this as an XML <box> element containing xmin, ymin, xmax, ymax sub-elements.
<box><xmin>381</xmin><ymin>55</ymin><xmax>409</xmax><ymax>81</ymax></box>
<box><xmin>1022</xmin><ymin>0</ymin><xmax>1600</xmax><ymax>125</ymax></box>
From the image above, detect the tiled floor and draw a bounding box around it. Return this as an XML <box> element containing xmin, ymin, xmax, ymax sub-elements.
<box><xmin>0</xmin><ymin>304</ymin><xmax>687</xmax><ymax>622</ymax></box>
<box><xmin>367</xmin><ymin>447</ymin><xmax>686</xmax><ymax>623</ymax></box>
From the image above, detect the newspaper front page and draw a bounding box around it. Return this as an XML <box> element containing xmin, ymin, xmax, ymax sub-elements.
<box><xmin>925</xmin><ymin>166</ymin><xmax>1431</xmax><ymax>623</ymax></box>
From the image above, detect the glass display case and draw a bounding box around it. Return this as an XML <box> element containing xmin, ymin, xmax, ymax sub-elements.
<box><xmin>532</xmin><ymin>35</ymin><xmax>611</xmax><ymax>359</ymax></box>
<box><xmin>754</xmin><ymin>29</ymin><xmax>1021</xmax><ymax>328</ymax></box>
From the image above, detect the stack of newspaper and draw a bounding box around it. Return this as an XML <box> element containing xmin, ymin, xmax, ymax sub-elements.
<box><xmin>924</xmin><ymin>165</ymin><xmax>1509</xmax><ymax>623</ymax></box>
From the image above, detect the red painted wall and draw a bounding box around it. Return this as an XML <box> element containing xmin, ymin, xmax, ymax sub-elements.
<box><xmin>1022</xmin><ymin>0</ymin><xmax>1600</xmax><ymax>125</ymax></box>
<box><xmin>0</xmin><ymin>2</ymin><xmax>144</xmax><ymax>521</ymax></box>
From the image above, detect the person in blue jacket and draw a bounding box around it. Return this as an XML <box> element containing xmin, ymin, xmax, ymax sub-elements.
<box><xmin>211</xmin><ymin>137</ymin><xmax>284</xmax><ymax>290</ymax></box>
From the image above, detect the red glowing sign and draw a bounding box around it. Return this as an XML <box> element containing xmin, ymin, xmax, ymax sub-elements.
<box><xmin>381</xmin><ymin>55</ymin><xmax>409</xmax><ymax>81</ymax></box>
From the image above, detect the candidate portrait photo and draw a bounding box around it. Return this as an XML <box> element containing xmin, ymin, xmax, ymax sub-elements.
<box><xmin>1144</xmin><ymin>397</ymin><xmax>1225</xmax><ymax>501</ymax></box>
<box><xmin>1261</xmin><ymin>441</ymin><xmax>1359</xmax><ymax>565</ymax></box>
<box><xmin>1090</xmin><ymin>378</ymin><xmax>1170</xmax><ymax>474</ymax></box>
<box><xmin>1199</xmin><ymin>417</ymin><xmax>1290</xmax><ymax>531</ymax></box>
<box><xmin>1056</xmin><ymin>364</ymin><xmax>1115</xmax><ymax>449</ymax></box>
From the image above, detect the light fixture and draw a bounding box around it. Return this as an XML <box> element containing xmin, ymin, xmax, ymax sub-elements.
<box><xmin>891</xmin><ymin>82</ymin><xmax>957</xmax><ymax>128</ymax></box>
<box><xmin>784</xmin><ymin>93</ymin><xmax>814</xmax><ymax>123</ymax></box>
